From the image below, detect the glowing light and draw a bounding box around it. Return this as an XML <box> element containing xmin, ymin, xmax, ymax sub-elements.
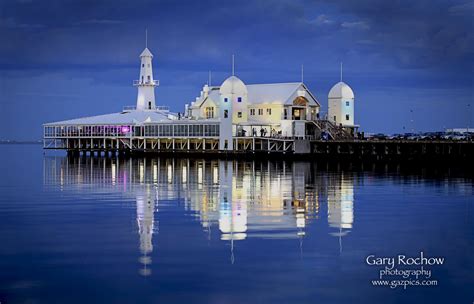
<box><xmin>167</xmin><ymin>164</ymin><xmax>172</xmax><ymax>184</ymax></box>
<box><xmin>213</xmin><ymin>166</ymin><xmax>219</xmax><ymax>184</ymax></box>
<box><xmin>139</xmin><ymin>163</ymin><xmax>144</xmax><ymax>183</ymax></box>
<box><xmin>111</xmin><ymin>163</ymin><xmax>116</xmax><ymax>185</ymax></box>
<box><xmin>198</xmin><ymin>165</ymin><xmax>203</xmax><ymax>184</ymax></box>
<box><xmin>153</xmin><ymin>164</ymin><xmax>158</xmax><ymax>184</ymax></box>
<box><xmin>121</xmin><ymin>126</ymin><xmax>130</xmax><ymax>133</ymax></box>
<box><xmin>182</xmin><ymin>166</ymin><xmax>187</xmax><ymax>183</ymax></box>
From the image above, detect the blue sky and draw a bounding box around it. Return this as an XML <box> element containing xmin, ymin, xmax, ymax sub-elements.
<box><xmin>0</xmin><ymin>0</ymin><xmax>473</xmax><ymax>140</ymax></box>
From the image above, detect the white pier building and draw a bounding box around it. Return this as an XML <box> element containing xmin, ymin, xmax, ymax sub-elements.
<box><xmin>43</xmin><ymin>45</ymin><xmax>357</xmax><ymax>154</ymax></box>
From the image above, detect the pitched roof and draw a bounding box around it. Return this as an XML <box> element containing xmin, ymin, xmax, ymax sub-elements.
<box><xmin>192</xmin><ymin>82</ymin><xmax>320</xmax><ymax>108</ymax></box>
<box><xmin>140</xmin><ymin>48</ymin><xmax>153</xmax><ymax>58</ymax></box>
<box><xmin>247</xmin><ymin>82</ymin><xmax>309</xmax><ymax>105</ymax></box>
<box><xmin>44</xmin><ymin>110</ymin><xmax>172</xmax><ymax>126</ymax></box>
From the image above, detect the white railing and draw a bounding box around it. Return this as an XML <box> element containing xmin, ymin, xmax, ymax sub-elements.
<box><xmin>123</xmin><ymin>105</ymin><xmax>169</xmax><ymax>112</ymax></box>
<box><xmin>123</xmin><ymin>106</ymin><xmax>136</xmax><ymax>111</ymax></box>
<box><xmin>133</xmin><ymin>80</ymin><xmax>159</xmax><ymax>86</ymax></box>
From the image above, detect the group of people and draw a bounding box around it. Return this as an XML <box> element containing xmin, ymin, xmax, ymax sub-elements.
<box><xmin>238</xmin><ymin>127</ymin><xmax>282</xmax><ymax>138</ymax></box>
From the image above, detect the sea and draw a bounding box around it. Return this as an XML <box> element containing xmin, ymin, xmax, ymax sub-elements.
<box><xmin>0</xmin><ymin>144</ymin><xmax>472</xmax><ymax>304</ymax></box>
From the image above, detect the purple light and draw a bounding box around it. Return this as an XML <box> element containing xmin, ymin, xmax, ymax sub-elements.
<box><xmin>121</xmin><ymin>126</ymin><xmax>130</xmax><ymax>133</ymax></box>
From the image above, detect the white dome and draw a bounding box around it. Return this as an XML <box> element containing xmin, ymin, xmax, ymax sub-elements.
<box><xmin>219</xmin><ymin>76</ymin><xmax>247</xmax><ymax>95</ymax></box>
<box><xmin>328</xmin><ymin>81</ymin><xmax>354</xmax><ymax>99</ymax></box>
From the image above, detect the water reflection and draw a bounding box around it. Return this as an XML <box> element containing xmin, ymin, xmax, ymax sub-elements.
<box><xmin>43</xmin><ymin>156</ymin><xmax>355</xmax><ymax>273</ymax></box>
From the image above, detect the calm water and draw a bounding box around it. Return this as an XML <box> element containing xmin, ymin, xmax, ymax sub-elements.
<box><xmin>0</xmin><ymin>144</ymin><xmax>472</xmax><ymax>304</ymax></box>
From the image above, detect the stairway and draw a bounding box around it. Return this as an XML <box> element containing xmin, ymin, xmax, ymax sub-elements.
<box><xmin>312</xmin><ymin>120</ymin><xmax>353</xmax><ymax>140</ymax></box>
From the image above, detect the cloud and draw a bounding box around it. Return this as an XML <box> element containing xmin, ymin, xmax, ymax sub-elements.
<box><xmin>74</xmin><ymin>19</ymin><xmax>123</xmax><ymax>26</ymax></box>
<box><xmin>312</xmin><ymin>14</ymin><xmax>334</xmax><ymax>25</ymax></box>
<box><xmin>0</xmin><ymin>17</ymin><xmax>45</xmax><ymax>29</ymax></box>
<box><xmin>341</xmin><ymin>20</ymin><xmax>369</xmax><ymax>30</ymax></box>
<box><xmin>448</xmin><ymin>1</ymin><xmax>474</xmax><ymax>15</ymax></box>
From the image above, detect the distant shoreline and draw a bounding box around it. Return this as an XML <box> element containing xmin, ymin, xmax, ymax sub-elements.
<box><xmin>0</xmin><ymin>141</ymin><xmax>42</xmax><ymax>145</ymax></box>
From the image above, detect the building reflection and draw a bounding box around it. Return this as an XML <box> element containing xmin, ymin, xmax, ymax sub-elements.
<box><xmin>328</xmin><ymin>173</ymin><xmax>354</xmax><ymax>252</ymax></box>
<box><xmin>43</xmin><ymin>156</ymin><xmax>355</xmax><ymax>269</ymax></box>
<box><xmin>136</xmin><ymin>186</ymin><xmax>157</xmax><ymax>276</ymax></box>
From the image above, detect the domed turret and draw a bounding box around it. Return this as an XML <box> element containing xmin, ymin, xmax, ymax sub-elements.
<box><xmin>218</xmin><ymin>75</ymin><xmax>248</xmax><ymax>150</ymax></box>
<box><xmin>328</xmin><ymin>81</ymin><xmax>354</xmax><ymax>99</ymax></box>
<box><xmin>328</xmin><ymin>81</ymin><xmax>355</xmax><ymax>126</ymax></box>
<box><xmin>219</xmin><ymin>76</ymin><xmax>248</xmax><ymax>95</ymax></box>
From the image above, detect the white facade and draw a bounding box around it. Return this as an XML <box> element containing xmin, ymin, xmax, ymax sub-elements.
<box><xmin>135</xmin><ymin>48</ymin><xmax>159</xmax><ymax>110</ymax></box>
<box><xmin>189</xmin><ymin>76</ymin><xmax>321</xmax><ymax>138</ymax></box>
<box><xmin>44</xmin><ymin>43</ymin><xmax>360</xmax><ymax>153</ymax></box>
<box><xmin>218</xmin><ymin>76</ymin><xmax>246</xmax><ymax>150</ymax></box>
<box><xmin>328</xmin><ymin>81</ymin><xmax>355</xmax><ymax>126</ymax></box>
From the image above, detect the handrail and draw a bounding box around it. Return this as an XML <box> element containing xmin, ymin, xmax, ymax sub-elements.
<box><xmin>133</xmin><ymin>80</ymin><xmax>159</xmax><ymax>86</ymax></box>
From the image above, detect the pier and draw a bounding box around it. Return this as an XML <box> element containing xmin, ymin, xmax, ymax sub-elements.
<box><xmin>42</xmin><ymin>43</ymin><xmax>473</xmax><ymax>164</ymax></box>
<box><xmin>44</xmin><ymin>127</ymin><xmax>473</xmax><ymax>163</ymax></box>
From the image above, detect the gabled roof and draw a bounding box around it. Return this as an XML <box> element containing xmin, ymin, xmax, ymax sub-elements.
<box><xmin>44</xmin><ymin>110</ymin><xmax>171</xmax><ymax>126</ymax></box>
<box><xmin>191</xmin><ymin>82</ymin><xmax>320</xmax><ymax>108</ymax></box>
<box><xmin>246</xmin><ymin>82</ymin><xmax>319</xmax><ymax>105</ymax></box>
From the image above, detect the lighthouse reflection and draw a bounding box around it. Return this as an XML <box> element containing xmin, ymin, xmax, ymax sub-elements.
<box><xmin>43</xmin><ymin>156</ymin><xmax>355</xmax><ymax>273</ymax></box>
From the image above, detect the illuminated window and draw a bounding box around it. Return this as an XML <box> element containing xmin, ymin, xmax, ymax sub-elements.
<box><xmin>205</xmin><ymin>107</ymin><xmax>214</xmax><ymax>118</ymax></box>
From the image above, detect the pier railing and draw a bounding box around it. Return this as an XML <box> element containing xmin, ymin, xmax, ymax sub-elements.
<box><xmin>133</xmin><ymin>80</ymin><xmax>159</xmax><ymax>86</ymax></box>
<box><xmin>122</xmin><ymin>105</ymin><xmax>170</xmax><ymax>112</ymax></box>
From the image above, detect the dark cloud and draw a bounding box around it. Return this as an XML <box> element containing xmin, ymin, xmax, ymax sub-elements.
<box><xmin>0</xmin><ymin>0</ymin><xmax>472</xmax><ymax>139</ymax></box>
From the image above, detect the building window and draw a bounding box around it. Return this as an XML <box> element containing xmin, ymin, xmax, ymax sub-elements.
<box><xmin>346</xmin><ymin>101</ymin><xmax>350</xmax><ymax>106</ymax></box>
<box><xmin>250</xmin><ymin>109</ymin><xmax>255</xmax><ymax>115</ymax></box>
<box><xmin>258</xmin><ymin>109</ymin><xmax>263</xmax><ymax>115</ymax></box>
<box><xmin>142</xmin><ymin>64</ymin><xmax>144</xmax><ymax>67</ymax></box>
<box><xmin>224</xmin><ymin>110</ymin><xmax>229</xmax><ymax>118</ymax></box>
<box><xmin>224</xmin><ymin>98</ymin><xmax>228</xmax><ymax>103</ymax></box>
<box><xmin>147</xmin><ymin>75</ymin><xmax>151</xmax><ymax>82</ymax></box>
<box><xmin>237</xmin><ymin>97</ymin><xmax>242</xmax><ymax>102</ymax></box>
<box><xmin>346</xmin><ymin>114</ymin><xmax>350</xmax><ymax>121</ymax></box>
<box><xmin>334</xmin><ymin>116</ymin><xmax>337</xmax><ymax>122</ymax></box>
<box><xmin>284</xmin><ymin>109</ymin><xmax>288</xmax><ymax>119</ymax></box>
<box><xmin>237</xmin><ymin>112</ymin><xmax>242</xmax><ymax>118</ymax></box>
<box><xmin>205</xmin><ymin>107</ymin><xmax>214</xmax><ymax>119</ymax></box>
<box><xmin>148</xmin><ymin>102</ymin><xmax>152</xmax><ymax>109</ymax></box>
<box><xmin>266</xmin><ymin>108</ymin><xmax>271</xmax><ymax>115</ymax></box>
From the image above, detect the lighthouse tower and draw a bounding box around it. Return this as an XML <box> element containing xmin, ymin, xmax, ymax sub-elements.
<box><xmin>134</xmin><ymin>44</ymin><xmax>159</xmax><ymax>111</ymax></box>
